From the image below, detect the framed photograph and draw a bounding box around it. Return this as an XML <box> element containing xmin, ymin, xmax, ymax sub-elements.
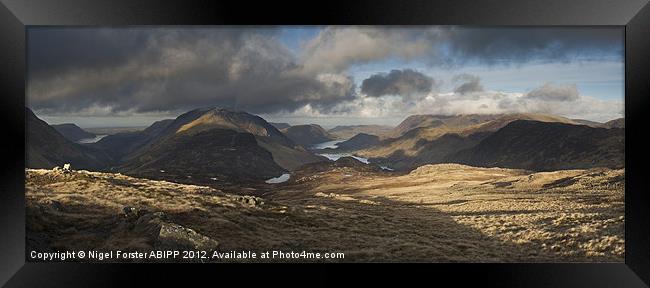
<box><xmin>1</xmin><ymin>0</ymin><xmax>649</xmax><ymax>287</ymax></box>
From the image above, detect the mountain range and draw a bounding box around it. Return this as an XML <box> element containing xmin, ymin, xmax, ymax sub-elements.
<box><xmin>102</xmin><ymin>108</ymin><xmax>323</xmax><ymax>181</ymax></box>
<box><xmin>450</xmin><ymin>120</ymin><xmax>624</xmax><ymax>171</ymax></box>
<box><xmin>391</xmin><ymin>114</ymin><xmax>506</xmax><ymax>137</ymax></box>
<box><xmin>27</xmin><ymin>107</ymin><xmax>326</xmax><ymax>183</ymax></box>
<box><xmin>357</xmin><ymin>113</ymin><xmax>623</xmax><ymax>171</ymax></box>
<box><xmin>26</xmin><ymin>106</ymin><xmax>625</xmax><ymax>184</ymax></box>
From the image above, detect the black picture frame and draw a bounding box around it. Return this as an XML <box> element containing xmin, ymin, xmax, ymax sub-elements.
<box><xmin>1</xmin><ymin>0</ymin><xmax>649</xmax><ymax>287</ymax></box>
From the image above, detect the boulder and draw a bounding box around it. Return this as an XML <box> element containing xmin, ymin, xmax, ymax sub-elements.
<box><xmin>233</xmin><ymin>195</ymin><xmax>265</xmax><ymax>207</ymax></box>
<box><xmin>157</xmin><ymin>222</ymin><xmax>219</xmax><ymax>251</ymax></box>
<box><xmin>133</xmin><ymin>211</ymin><xmax>219</xmax><ymax>251</ymax></box>
<box><xmin>122</xmin><ymin>206</ymin><xmax>140</xmax><ymax>219</ymax></box>
<box><xmin>44</xmin><ymin>200</ymin><xmax>64</xmax><ymax>212</ymax></box>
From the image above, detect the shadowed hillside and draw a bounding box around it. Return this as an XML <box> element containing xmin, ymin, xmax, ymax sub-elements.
<box><xmin>602</xmin><ymin>118</ymin><xmax>624</xmax><ymax>129</ymax></box>
<box><xmin>120</xmin><ymin>128</ymin><xmax>286</xmax><ymax>183</ymax></box>
<box><xmin>358</xmin><ymin>114</ymin><xmax>581</xmax><ymax>170</ymax></box>
<box><xmin>324</xmin><ymin>133</ymin><xmax>380</xmax><ymax>152</ymax></box>
<box><xmin>26</xmin><ymin>108</ymin><xmax>112</xmax><ymax>170</ymax></box>
<box><xmin>281</xmin><ymin>124</ymin><xmax>336</xmax><ymax>146</ymax></box>
<box><xmin>328</xmin><ymin>125</ymin><xmax>393</xmax><ymax>139</ymax></box>
<box><xmin>450</xmin><ymin>120</ymin><xmax>624</xmax><ymax>171</ymax></box>
<box><xmin>95</xmin><ymin>108</ymin><xmax>323</xmax><ymax>173</ymax></box>
<box><xmin>52</xmin><ymin>123</ymin><xmax>95</xmax><ymax>142</ymax></box>
<box><xmin>270</xmin><ymin>122</ymin><xmax>291</xmax><ymax>130</ymax></box>
<box><xmin>114</xmin><ymin>108</ymin><xmax>325</xmax><ymax>180</ymax></box>
<box><xmin>391</xmin><ymin>114</ymin><xmax>507</xmax><ymax>137</ymax></box>
<box><xmin>92</xmin><ymin>119</ymin><xmax>174</xmax><ymax>161</ymax></box>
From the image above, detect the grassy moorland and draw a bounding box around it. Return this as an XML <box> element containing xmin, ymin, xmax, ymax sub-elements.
<box><xmin>26</xmin><ymin>160</ymin><xmax>624</xmax><ymax>262</ymax></box>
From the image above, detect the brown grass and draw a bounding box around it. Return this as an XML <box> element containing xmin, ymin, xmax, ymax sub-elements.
<box><xmin>26</xmin><ymin>163</ymin><xmax>624</xmax><ymax>263</ymax></box>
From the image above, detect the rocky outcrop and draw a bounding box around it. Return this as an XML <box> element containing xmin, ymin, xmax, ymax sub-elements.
<box><xmin>123</xmin><ymin>208</ymin><xmax>219</xmax><ymax>252</ymax></box>
<box><xmin>231</xmin><ymin>195</ymin><xmax>265</xmax><ymax>207</ymax></box>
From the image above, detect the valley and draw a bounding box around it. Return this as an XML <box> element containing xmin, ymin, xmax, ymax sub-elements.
<box><xmin>25</xmin><ymin>107</ymin><xmax>625</xmax><ymax>262</ymax></box>
<box><xmin>24</xmin><ymin>26</ymin><xmax>627</xmax><ymax>265</ymax></box>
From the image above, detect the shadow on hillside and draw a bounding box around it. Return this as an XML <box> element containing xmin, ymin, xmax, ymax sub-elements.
<box><xmin>238</xmin><ymin>189</ymin><xmax>607</xmax><ymax>262</ymax></box>
<box><xmin>26</xmin><ymin>183</ymin><xmax>620</xmax><ymax>263</ymax></box>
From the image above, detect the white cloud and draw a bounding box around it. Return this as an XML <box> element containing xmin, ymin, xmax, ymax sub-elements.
<box><xmin>270</xmin><ymin>85</ymin><xmax>623</xmax><ymax>123</ymax></box>
<box><xmin>299</xmin><ymin>27</ymin><xmax>432</xmax><ymax>73</ymax></box>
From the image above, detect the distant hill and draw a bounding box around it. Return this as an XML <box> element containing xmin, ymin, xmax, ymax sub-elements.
<box><xmin>95</xmin><ymin>108</ymin><xmax>322</xmax><ymax>170</ymax></box>
<box><xmin>84</xmin><ymin>126</ymin><xmax>146</xmax><ymax>135</ymax></box>
<box><xmin>29</xmin><ymin>107</ymin><xmax>624</xmax><ymax>181</ymax></box>
<box><xmin>391</xmin><ymin>114</ymin><xmax>504</xmax><ymax>137</ymax></box>
<box><xmin>328</xmin><ymin>133</ymin><xmax>380</xmax><ymax>152</ymax></box>
<box><xmin>26</xmin><ymin>108</ymin><xmax>112</xmax><ymax>170</ymax></box>
<box><xmin>602</xmin><ymin>118</ymin><xmax>624</xmax><ymax>129</ymax></box>
<box><xmin>120</xmin><ymin>128</ymin><xmax>286</xmax><ymax>182</ymax></box>
<box><xmin>369</xmin><ymin>132</ymin><xmax>490</xmax><ymax>171</ymax></box>
<box><xmin>171</xmin><ymin>108</ymin><xmax>323</xmax><ymax>170</ymax></box>
<box><xmin>449</xmin><ymin>120</ymin><xmax>624</xmax><ymax>171</ymax></box>
<box><xmin>280</xmin><ymin>124</ymin><xmax>335</xmax><ymax>147</ymax></box>
<box><xmin>270</xmin><ymin>122</ymin><xmax>291</xmax><ymax>130</ymax></box>
<box><xmin>92</xmin><ymin>119</ymin><xmax>174</xmax><ymax>161</ymax></box>
<box><xmin>114</xmin><ymin>108</ymin><xmax>323</xmax><ymax>182</ymax></box>
<box><xmin>52</xmin><ymin>123</ymin><xmax>96</xmax><ymax>142</ymax></box>
<box><xmin>361</xmin><ymin>113</ymin><xmax>577</xmax><ymax>162</ymax></box>
<box><xmin>171</xmin><ymin>108</ymin><xmax>294</xmax><ymax>146</ymax></box>
<box><xmin>328</xmin><ymin>125</ymin><xmax>393</xmax><ymax>139</ymax></box>
<box><xmin>571</xmin><ymin>119</ymin><xmax>602</xmax><ymax>127</ymax></box>
<box><xmin>359</xmin><ymin>113</ymin><xmax>618</xmax><ymax>172</ymax></box>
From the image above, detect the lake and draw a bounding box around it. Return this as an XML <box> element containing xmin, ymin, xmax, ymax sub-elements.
<box><xmin>311</xmin><ymin>139</ymin><xmax>393</xmax><ymax>171</ymax></box>
<box><xmin>309</xmin><ymin>139</ymin><xmax>346</xmax><ymax>150</ymax></box>
<box><xmin>318</xmin><ymin>153</ymin><xmax>370</xmax><ymax>164</ymax></box>
<box><xmin>77</xmin><ymin>135</ymin><xmax>108</xmax><ymax>144</ymax></box>
<box><xmin>265</xmin><ymin>173</ymin><xmax>291</xmax><ymax>184</ymax></box>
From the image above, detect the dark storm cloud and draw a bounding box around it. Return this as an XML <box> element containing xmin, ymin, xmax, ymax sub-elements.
<box><xmin>301</xmin><ymin>27</ymin><xmax>623</xmax><ymax>71</ymax></box>
<box><xmin>28</xmin><ymin>28</ymin><xmax>152</xmax><ymax>79</ymax></box>
<box><xmin>452</xmin><ymin>74</ymin><xmax>484</xmax><ymax>94</ymax></box>
<box><xmin>361</xmin><ymin>69</ymin><xmax>434</xmax><ymax>97</ymax></box>
<box><xmin>27</xmin><ymin>28</ymin><xmax>354</xmax><ymax>116</ymax></box>
<box><xmin>525</xmin><ymin>83</ymin><xmax>580</xmax><ymax>102</ymax></box>
<box><xmin>27</xmin><ymin>26</ymin><xmax>622</xmax><ymax>117</ymax></box>
<box><xmin>436</xmin><ymin>27</ymin><xmax>623</xmax><ymax>65</ymax></box>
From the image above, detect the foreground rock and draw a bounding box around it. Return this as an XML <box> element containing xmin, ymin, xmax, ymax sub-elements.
<box><xmin>132</xmin><ymin>211</ymin><xmax>219</xmax><ymax>252</ymax></box>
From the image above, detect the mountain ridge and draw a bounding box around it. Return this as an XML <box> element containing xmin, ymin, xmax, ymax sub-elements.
<box><xmin>449</xmin><ymin>120</ymin><xmax>624</xmax><ymax>171</ymax></box>
<box><xmin>113</xmin><ymin>108</ymin><xmax>323</xmax><ymax>180</ymax></box>
<box><xmin>52</xmin><ymin>123</ymin><xmax>96</xmax><ymax>142</ymax></box>
<box><xmin>328</xmin><ymin>125</ymin><xmax>393</xmax><ymax>139</ymax></box>
<box><xmin>26</xmin><ymin>108</ymin><xmax>113</xmax><ymax>170</ymax></box>
<box><xmin>280</xmin><ymin>124</ymin><xmax>336</xmax><ymax>147</ymax></box>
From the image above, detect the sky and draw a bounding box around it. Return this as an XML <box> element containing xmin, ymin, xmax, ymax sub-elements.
<box><xmin>27</xmin><ymin>26</ymin><xmax>624</xmax><ymax>128</ymax></box>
